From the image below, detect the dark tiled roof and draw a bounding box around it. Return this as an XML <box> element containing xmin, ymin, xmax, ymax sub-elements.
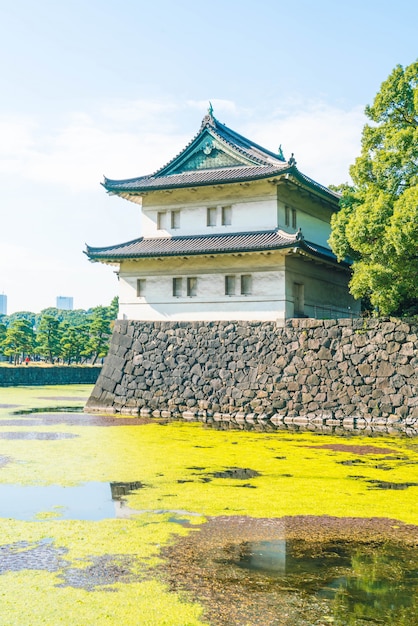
<box><xmin>85</xmin><ymin>229</ymin><xmax>347</xmax><ymax>268</ymax></box>
<box><xmin>103</xmin><ymin>164</ymin><xmax>289</xmax><ymax>192</ymax></box>
<box><xmin>86</xmin><ymin>230</ymin><xmax>299</xmax><ymax>260</ymax></box>
<box><xmin>102</xmin><ymin>112</ymin><xmax>340</xmax><ymax>204</ymax></box>
<box><xmin>299</xmin><ymin>240</ymin><xmax>350</xmax><ymax>266</ymax></box>
<box><xmin>157</xmin><ymin>112</ymin><xmax>285</xmax><ymax>173</ymax></box>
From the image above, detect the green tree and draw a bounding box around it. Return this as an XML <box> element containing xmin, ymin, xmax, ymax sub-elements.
<box><xmin>1</xmin><ymin>297</ymin><xmax>117</xmax><ymax>365</ymax></box>
<box><xmin>108</xmin><ymin>296</ymin><xmax>119</xmax><ymax>322</ymax></box>
<box><xmin>329</xmin><ymin>60</ymin><xmax>418</xmax><ymax>316</ymax></box>
<box><xmin>60</xmin><ymin>321</ymin><xmax>90</xmax><ymax>364</ymax></box>
<box><xmin>0</xmin><ymin>322</ymin><xmax>6</xmax><ymax>354</ymax></box>
<box><xmin>2</xmin><ymin>319</ymin><xmax>35</xmax><ymax>365</ymax></box>
<box><xmin>36</xmin><ymin>314</ymin><xmax>62</xmax><ymax>363</ymax></box>
<box><xmin>5</xmin><ymin>311</ymin><xmax>36</xmax><ymax>327</ymax></box>
<box><xmin>87</xmin><ymin>305</ymin><xmax>113</xmax><ymax>365</ymax></box>
<box><xmin>35</xmin><ymin>307</ymin><xmax>89</xmax><ymax>329</ymax></box>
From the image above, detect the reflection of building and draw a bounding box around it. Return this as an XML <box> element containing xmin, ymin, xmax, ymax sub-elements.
<box><xmin>56</xmin><ymin>296</ymin><xmax>73</xmax><ymax>310</ymax></box>
<box><xmin>0</xmin><ymin>294</ymin><xmax>7</xmax><ymax>316</ymax></box>
<box><xmin>239</xmin><ymin>539</ymin><xmax>287</xmax><ymax>574</ymax></box>
<box><xmin>86</xmin><ymin>106</ymin><xmax>360</xmax><ymax>323</ymax></box>
<box><xmin>110</xmin><ymin>481</ymin><xmax>143</xmax><ymax>519</ymax></box>
<box><xmin>110</xmin><ymin>481</ymin><xmax>143</xmax><ymax>500</ymax></box>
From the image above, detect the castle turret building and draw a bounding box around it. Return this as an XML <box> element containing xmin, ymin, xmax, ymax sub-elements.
<box><xmin>86</xmin><ymin>107</ymin><xmax>359</xmax><ymax>323</ymax></box>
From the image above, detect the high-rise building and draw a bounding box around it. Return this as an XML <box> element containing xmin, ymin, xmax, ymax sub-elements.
<box><xmin>56</xmin><ymin>296</ymin><xmax>73</xmax><ymax>311</ymax></box>
<box><xmin>0</xmin><ymin>294</ymin><xmax>7</xmax><ymax>316</ymax></box>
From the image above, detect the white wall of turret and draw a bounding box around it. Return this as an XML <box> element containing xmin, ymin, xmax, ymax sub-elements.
<box><xmin>140</xmin><ymin>181</ymin><xmax>333</xmax><ymax>250</ymax></box>
<box><xmin>115</xmin><ymin>249</ymin><xmax>360</xmax><ymax>323</ymax></box>
<box><xmin>117</xmin><ymin>252</ymin><xmax>287</xmax><ymax>322</ymax></box>
<box><xmin>112</xmin><ymin>180</ymin><xmax>354</xmax><ymax>323</ymax></box>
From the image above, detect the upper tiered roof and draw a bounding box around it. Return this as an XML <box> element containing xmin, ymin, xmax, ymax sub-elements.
<box><xmin>102</xmin><ymin>107</ymin><xmax>340</xmax><ymax>205</ymax></box>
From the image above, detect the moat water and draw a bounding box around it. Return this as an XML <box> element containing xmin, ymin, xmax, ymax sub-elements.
<box><xmin>1</xmin><ymin>399</ymin><xmax>418</xmax><ymax>625</ymax></box>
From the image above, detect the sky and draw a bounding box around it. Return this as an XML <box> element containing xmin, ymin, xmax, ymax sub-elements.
<box><xmin>0</xmin><ymin>0</ymin><xmax>416</xmax><ymax>315</ymax></box>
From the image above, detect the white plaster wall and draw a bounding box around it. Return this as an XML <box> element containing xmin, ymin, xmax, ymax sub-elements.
<box><xmin>119</xmin><ymin>251</ymin><xmax>285</xmax><ymax>274</ymax></box>
<box><xmin>141</xmin><ymin>197</ymin><xmax>278</xmax><ymax>238</ymax></box>
<box><xmin>140</xmin><ymin>188</ymin><xmax>335</xmax><ymax>250</ymax></box>
<box><xmin>285</xmin><ymin>255</ymin><xmax>361</xmax><ymax>318</ymax></box>
<box><xmin>300</xmin><ymin>212</ymin><xmax>331</xmax><ymax>248</ymax></box>
<box><xmin>120</xmin><ymin>300</ymin><xmax>287</xmax><ymax>323</ymax></box>
<box><xmin>117</xmin><ymin>252</ymin><xmax>288</xmax><ymax>321</ymax></box>
<box><xmin>277</xmin><ymin>200</ymin><xmax>332</xmax><ymax>248</ymax></box>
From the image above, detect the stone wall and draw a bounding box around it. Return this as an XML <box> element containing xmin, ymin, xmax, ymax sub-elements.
<box><xmin>86</xmin><ymin>318</ymin><xmax>417</xmax><ymax>432</ymax></box>
<box><xmin>0</xmin><ymin>366</ymin><xmax>101</xmax><ymax>387</ymax></box>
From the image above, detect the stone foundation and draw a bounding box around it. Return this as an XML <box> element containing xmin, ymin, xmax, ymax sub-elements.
<box><xmin>86</xmin><ymin>318</ymin><xmax>418</xmax><ymax>432</ymax></box>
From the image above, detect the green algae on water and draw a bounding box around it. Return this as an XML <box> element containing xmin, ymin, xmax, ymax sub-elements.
<box><xmin>1</xmin><ymin>386</ymin><xmax>418</xmax><ymax>625</ymax></box>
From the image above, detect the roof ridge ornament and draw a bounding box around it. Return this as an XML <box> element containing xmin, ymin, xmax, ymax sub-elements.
<box><xmin>200</xmin><ymin>102</ymin><xmax>216</xmax><ymax>130</ymax></box>
<box><xmin>288</xmin><ymin>153</ymin><xmax>297</xmax><ymax>166</ymax></box>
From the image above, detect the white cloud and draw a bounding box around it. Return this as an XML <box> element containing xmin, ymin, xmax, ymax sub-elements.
<box><xmin>243</xmin><ymin>102</ymin><xmax>366</xmax><ymax>186</ymax></box>
<box><xmin>101</xmin><ymin>99</ymin><xmax>179</xmax><ymax>127</ymax></box>
<box><xmin>0</xmin><ymin>242</ymin><xmax>67</xmax><ymax>274</ymax></box>
<box><xmin>0</xmin><ymin>97</ymin><xmax>365</xmax><ymax>195</ymax></box>
<box><xmin>0</xmin><ymin>115</ymin><xmax>37</xmax><ymax>175</ymax></box>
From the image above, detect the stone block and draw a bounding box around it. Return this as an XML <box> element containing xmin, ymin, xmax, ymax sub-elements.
<box><xmin>183</xmin><ymin>411</ymin><xmax>197</xmax><ymax>420</ymax></box>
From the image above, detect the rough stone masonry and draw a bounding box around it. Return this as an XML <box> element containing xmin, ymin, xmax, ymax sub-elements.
<box><xmin>86</xmin><ymin>318</ymin><xmax>418</xmax><ymax>433</ymax></box>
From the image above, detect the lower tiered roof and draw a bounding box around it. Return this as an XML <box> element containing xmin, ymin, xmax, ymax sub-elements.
<box><xmin>85</xmin><ymin>228</ymin><xmax>348</xmax><ymax>267</ymax></box>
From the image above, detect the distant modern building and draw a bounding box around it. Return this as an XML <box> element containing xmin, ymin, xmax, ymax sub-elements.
<box><xmin>56</xmin><ymin>296</ymin><xmax>73</xmax><ymax>311</ymax></box>
<box><xmin>0</xmin><ymin>294</ymin><xmax>7</xmax><ymax>316</ymax></box>
<box><xmin>86</xmin><ymin>107</ymin><xmax>360</xmax><ymax>323</ymax></box>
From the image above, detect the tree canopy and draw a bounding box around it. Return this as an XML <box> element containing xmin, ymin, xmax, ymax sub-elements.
<box><xmin>0</xmin><ymin>298</ymin><xmax>118</xmax><ymax>365</ymax></box>
<box><xmin>2</xmin><ymin>319</ymin><xmax>36</xmax><ymax>365</ymax></box>
<box><xmin>329</xmin><ymin>60</ymin><xmax>418</xmax><ymax>316</ymax></box>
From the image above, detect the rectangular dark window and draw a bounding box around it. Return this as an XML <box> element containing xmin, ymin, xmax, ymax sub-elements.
<box><xmin>293</xmin><ymin>282</ymin><xmax>304</xmax><ymax>315</ymax></box>
<box><xmin>173</xmin><ymin>277</ymin><xmax>182</xmax><ymax>297</ymax></box>
<box><xmin>221</xmin><ymin>205</ymin><xmax>232</xmax><ymax>226</ymax></box>
<box><xmin>136</xmin><ymin>279</ymin><xmax>146</xmax><ymax>297</ymax></box>
<box><xmin>171</xmin><ymin>210</ymin><xmax>180</xmax><ymax>229</ymax></box>
<box><xmin>292</xmin><ymin>208</ymin><xmax>297</xmax><ymax>230</ymax></box>
<box><xmin>225</xmin><ymin>275</ymin><xmax>236</xmax><ymax>296</ymax></box>
<box><xmin>207</xmin><ymin>207</ymin><xmax>217</xmax><ymax>226</ymax></box>
<box><xmin>240</xmin><ymin>274</ymin><xmax>252</xmax><ymax>295</ymax></box>
<box><xmin>285</xmin><ymin>205</ymin><xmax>290</xmax><ymax>227</ymax></box>
<box><xmin>187</xmin><ymin>277</ymin><xmax>197</xmax><ymax>297</ymax></box>
<box><xmin>157</xmin><ymin>211</ymin><xmax>166</xmax><ymax>230</ymax></box>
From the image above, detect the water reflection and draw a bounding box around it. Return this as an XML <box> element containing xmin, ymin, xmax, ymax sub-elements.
<box><xmin>110</xmin><ymin>481</ymin><xmax>144</xmax><ymax>518</ymax></box>
<box><xmin>0</xmin><ymin>481</ymin><xmax>144</xmax><ymax>521</ymax></box>
<box><xmin>230</xmin><ymin>537</ymin><xmax>418</xmax><ymax>623</ymax></box>
<box><xmin>162</xmin><ymin>515</ymin><xmax>418</xmax><ymax>625</ymax></box>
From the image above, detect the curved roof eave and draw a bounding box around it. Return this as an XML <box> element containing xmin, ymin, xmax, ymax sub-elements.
<box><xmin>103</xmin><ymin>165</ymin><xmax>290</xmax><ymax>193</ymax></box>
<box><xmin>85</xmin><ymin>230</ymin><xmax>349</xmax><ymax>270</ymax></box>
<box><xmin>101</xmin><ymin>111</ymin><xmax>341</xmax><ymax>207</ymax></box>
<box><xmin>103</xmin><ymin>166</ymin><xmax>340</xmax><ymax>209</ymax></box>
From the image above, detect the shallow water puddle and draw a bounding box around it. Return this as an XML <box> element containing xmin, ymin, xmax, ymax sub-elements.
<box><xmin>163</xmin><ymin>515</ymin><xmax>418</xmax><ymax>625</ymax></box>
<box><xmin>234</xmin><ymin>538</ymin><xmax>418</xmax><ymax>623</ymax></box>
<box><xmin>0</xmin><ymin>481</ymin><xmax>144</xmax><ymax>520</ymax></box>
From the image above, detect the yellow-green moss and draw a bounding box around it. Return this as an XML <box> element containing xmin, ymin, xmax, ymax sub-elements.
<box><xmin>0</xmin><ymin>384</ymin><xmax>92</xmax><ymax>417</ymax></box>
<box><xmin>0</xmin><ymin>572</ymin><xmax>206</xmax><ymax>626</ymax></box>
<box><xmin>1</xmin><ymin>386</ymin><xmax>418</xmax><ymax>625</ymax></box>
<box><xmin>1</xmin><ymin>418</ymin><xmax>417</xmax><ymax>523</ymax></box>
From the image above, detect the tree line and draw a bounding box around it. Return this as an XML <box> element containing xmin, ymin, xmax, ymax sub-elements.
<box><xmin>0</xmin><ymin>297</ymin><xmax>118</xmax><ymax>365</ymax></box>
